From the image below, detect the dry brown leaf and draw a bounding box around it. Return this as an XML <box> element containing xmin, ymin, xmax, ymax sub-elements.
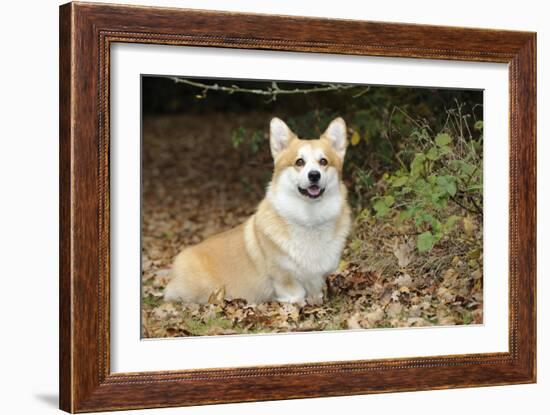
<box><xmin>346</xmin><ymin>313</ymin><xmax>363</xmax><ymax>329</ymax></box>
<box><xmin>463</xmin><ymin>216</ymin><xmax>477</xmax><ymax>236</ymax></box>
<box><xmin>385</xmin><ymin>302</ymin><xmax>403</xmax><ymax>319</ymax></box>
<box><xmin>208</xmin><ymin>287</ymin><xmax>226</xmax><ymax>305</ymax></box>
<box><xmin>392</xmin><ymin>240</ymin><xmax>414</xmax><ymax>268</ymax></box>
<box><xmin>152</xmin><ymin>302</ymin><xmax>178</xmax><ymax>319</ymax></box>
<box><xmin>406</xmin><ymin>317</ymin><xmax>428</xmax><ymax>327</ymax></box>
<box><xmin>442</xmin><ymin>268</ymin><xmax>459</xmax><ymax>287</ymax></box>
<box><xmin>280</xmin><ymin>303</ymin><xmax>301</xmax><ymax>322</ymax></box>
<box><xmin>364</xmin><ymin>307</ymin><xmax>384</xmax><ymax>326</ymax></box>
<box><xmin>436</xmin><ymin>286</ymin><xmax>455</xmax><ymax>303</ymax></box>
<box><xmin>395</xmin><ymin>273</ymin><xmax>413</xmax><ymax>288</ymax></box>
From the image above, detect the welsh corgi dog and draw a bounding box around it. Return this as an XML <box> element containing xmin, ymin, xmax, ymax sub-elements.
<box><xmin>164</xmin><ymin>117</ymin><xmax>351</xmax><ymax>305</ymax></box>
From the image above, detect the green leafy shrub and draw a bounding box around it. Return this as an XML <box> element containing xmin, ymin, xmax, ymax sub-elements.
<box><xmin>231</xmin><ymin>127</ymin><xmax>265</xmax><ymax>154</ymax></box>
<box><xmin>370</xmin><ymin>110</ymin><xmax>482</xmax><ymax>252</ymax></box>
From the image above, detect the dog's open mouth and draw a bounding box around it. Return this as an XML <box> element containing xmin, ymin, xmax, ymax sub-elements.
<box><xmin>298</xmin><ymin>185</ymin><xmax>325</xmax><ymax>199</ymax></box>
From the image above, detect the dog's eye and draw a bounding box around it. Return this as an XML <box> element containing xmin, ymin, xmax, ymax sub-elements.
<box><xmin>295</xmin><ymin>158</ymin><xmax>305</xmax><ymax>167</ymax></box>
<box><xmin>319</xmin><ymin>158</ymin><xmax>328</xmax><ymax>166</ymax></box>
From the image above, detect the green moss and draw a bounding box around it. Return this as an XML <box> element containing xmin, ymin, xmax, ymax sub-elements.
<box><xmin>183</xmin><ymin>316</ymin><xmax>235</xmax><ymax>336</ymax></box>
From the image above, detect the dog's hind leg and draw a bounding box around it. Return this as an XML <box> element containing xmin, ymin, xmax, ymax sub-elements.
<box><xmin>163</xmin><ymin>250</ymin><xmax>213</xmax><ymax>304</ymax></box>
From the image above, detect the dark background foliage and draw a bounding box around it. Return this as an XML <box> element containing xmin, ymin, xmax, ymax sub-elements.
<box><xmin>142</xmin><ymin>75</ymin><xmax>482</xmax><ymax>188</ymax></box>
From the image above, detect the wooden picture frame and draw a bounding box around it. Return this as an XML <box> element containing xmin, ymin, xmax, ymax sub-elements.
<box><xmin>59</xmin><ymin>2</ymin><xmax>536</xmax><ymax>412</ymax></box>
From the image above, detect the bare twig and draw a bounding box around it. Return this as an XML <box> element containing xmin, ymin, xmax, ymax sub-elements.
<box><xmin>387</xmin><ymin>231</ymin><xmax>422</xmax><ymax>237</ymax></box>
<box><xmin>170</xmin><ymin>78</ymin><xmax>364</xmax><ymax>101</ymax></box>
<box><xmin>450</xmin><ymin>194</ymin><xmax>482</xmax><ymax>215</ymax></box>
<box><xmin>467</xmin><ymin>195</ymin><xmax>483</xmax><ymax>215</ymax></box>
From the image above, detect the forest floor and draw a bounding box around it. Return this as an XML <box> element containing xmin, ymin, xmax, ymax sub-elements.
<box><xmin>141</xmin><ymin>113</ymin><xmax>483</xmax><ymax>338</ymax></box>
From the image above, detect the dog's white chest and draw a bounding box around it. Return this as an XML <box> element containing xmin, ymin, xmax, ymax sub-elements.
<box><xmin>282</xmin><ymin>224</ymin><xmax>344</xmax><ymax>276</ymax></box>
<box><xmin>266</xmin><ymin>176</ymin><xmax>349</xmax><ymax>280</ymax></box>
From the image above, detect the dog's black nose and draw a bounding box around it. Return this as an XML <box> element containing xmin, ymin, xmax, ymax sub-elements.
<box><xmin>308</xmin><ymin>170</ymin><xmax>321</xmax><ymax>182</ymax></box>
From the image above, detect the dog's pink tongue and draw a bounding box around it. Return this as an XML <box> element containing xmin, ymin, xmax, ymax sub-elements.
<box><xmin>308</xmin><ymin>185</ymin><xmax>321</xmax><ymax>196</ymax></box>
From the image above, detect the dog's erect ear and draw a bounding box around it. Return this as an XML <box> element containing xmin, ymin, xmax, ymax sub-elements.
<box><xmin>322</xmin><ymin>117</ymin><xmax>347</xmax><ymax>160</ymax></box>
<box><xmin>270</xmin><ymin>117</ymin><xmax>295</xmax><ymax>160</ymax></box>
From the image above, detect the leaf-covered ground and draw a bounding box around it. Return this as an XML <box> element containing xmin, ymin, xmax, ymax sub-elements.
<box><xmin>141</xmin><ymin>113</ymin><xmax>483</xmax><ymax>338</ymax></box>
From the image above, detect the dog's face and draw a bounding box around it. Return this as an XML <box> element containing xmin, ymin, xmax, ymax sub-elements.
<box><xmin>269</xmin><ymin>117</ymin><xmax>347</xmax><ymax>201</ymax></box>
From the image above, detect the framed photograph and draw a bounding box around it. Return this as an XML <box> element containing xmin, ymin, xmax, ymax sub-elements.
<box><xmin>59</xmin><ymin>2</ymin><xmax>536</xmax><ymax>412</ymax></box>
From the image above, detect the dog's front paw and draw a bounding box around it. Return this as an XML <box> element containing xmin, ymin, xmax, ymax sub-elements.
<box><xmin>273</xmin><ymin>277</ymin><xmax>306</xmax><ymax>306</ymax></box>
<box><xmin>276</xmin><ymin>293</ymin><xmax>306</xmax><ymax>307</ymax></box>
